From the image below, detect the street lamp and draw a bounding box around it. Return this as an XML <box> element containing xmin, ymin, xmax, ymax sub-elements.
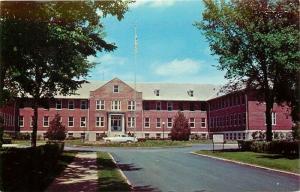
<box><xmin>162</xmin><ymin>122</ymin><xmax>165</xmax><ymax>140</ymax></box>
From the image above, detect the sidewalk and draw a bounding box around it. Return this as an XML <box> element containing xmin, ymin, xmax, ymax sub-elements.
<box><xmin>47</xmin><ymin>152</ymin><xmax>98</xmax><ymax>192</ymax></box>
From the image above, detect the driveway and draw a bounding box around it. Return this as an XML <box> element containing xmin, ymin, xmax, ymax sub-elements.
<box><xmin>66</xmin><ymin>144</ymin><xmax>300</xmax><ymax>192</ymax></box>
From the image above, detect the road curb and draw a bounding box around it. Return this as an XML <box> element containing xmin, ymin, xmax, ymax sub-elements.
<box><xmin>190</xmin><ymin>152</ymin><xmax>300</xmax><ymax>178</ymax></box>
<box><xmin>108</xmin><ymin>153</ymin><xmax>133</xmax><ymax>190</ymax></box>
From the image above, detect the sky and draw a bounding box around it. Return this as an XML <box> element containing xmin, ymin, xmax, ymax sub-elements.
<box><xmin>87</xmin><ymin>0</ymin><xmax>227</xmax><ymax>85</ymax></box>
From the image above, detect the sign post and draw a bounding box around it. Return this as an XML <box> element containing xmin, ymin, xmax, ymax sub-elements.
<box><xmin>212</xmin><ymin>134</ymin><xmax>225</xmax><ymax>152</ymax></box>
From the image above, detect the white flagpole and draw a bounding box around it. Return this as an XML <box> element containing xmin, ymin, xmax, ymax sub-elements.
<box><xmin>134</xmin><ymin>25</ymin><xmax>137</xmax><ymax>137</ymax></box>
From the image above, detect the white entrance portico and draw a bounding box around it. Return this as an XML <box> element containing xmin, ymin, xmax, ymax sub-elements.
<box><xmin>108</xmin><ymin>113</ymin><xmax>125</xmax><ymax>136</ymax></box>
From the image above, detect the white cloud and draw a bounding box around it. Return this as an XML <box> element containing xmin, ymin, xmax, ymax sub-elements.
<box><xmin>87</xmin><ymin>54</ymin><xmax>126</xmax><ymax>65</ymax></box>
<box><xmin>154</xmin><ymin>58</ymin><xmax>201</xmax><ymax>76</ymax></box>
<box><xmin>130</xmin><ymin>0</ymin><xmax>176</xmax><ymax>8</ymax></box>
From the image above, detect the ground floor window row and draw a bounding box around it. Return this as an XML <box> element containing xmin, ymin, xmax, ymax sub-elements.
<box><xmin>144</xmin><ymin>117</ymin><xmax>206</xmax><ymax>129</ymax></box>
<box><xmin>209</xmin><ymin>113</ymin><xmax>246</xmax><ymax>129</ymax></box>
<box><xmin>224</xmin><ymin>132</ymin><xmax>246</xmax><ymax>140</ymax></box>
<box><xmin>0</xmin><ymin>112</ymin><xmax>15</xmax><ymax>127</ymax></box>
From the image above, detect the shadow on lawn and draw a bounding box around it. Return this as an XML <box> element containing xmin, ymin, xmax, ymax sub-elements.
<box><xmin>133</xmin><ymin>185</ymin><xmax>160</xmax><ymax>192</ymax></box>
<box><xmin>257</xmin><ymin>154</ymin><xmax>299</xmax><ymax>160</ymax></box>
<box><xmin>118</xmin><ymin>163</ymin><xmax>143</xmax><ymax>171</ymax></box>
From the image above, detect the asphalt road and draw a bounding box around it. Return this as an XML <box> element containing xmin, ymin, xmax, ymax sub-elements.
<box><xmin>66</xmin><ymin>144</ymin><xmax>300</xmax><ymax>192</ymax></box>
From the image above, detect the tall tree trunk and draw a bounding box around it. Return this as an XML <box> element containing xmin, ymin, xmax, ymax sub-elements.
<box><xmin>31</xmin><ymin>99</ymin><xmax>38</xmax><ymax>147</ymax></box>
<box><xmin>264</xmin><ymin>85</ymin><xmax>274</xmax><ymax>141</ymax></box>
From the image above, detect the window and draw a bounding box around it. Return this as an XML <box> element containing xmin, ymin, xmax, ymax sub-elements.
<box><xmin>190</xmin><ymin>102</ymin><xmax>194</xmax><ymax>111</ymax></box>
<box><xmin>128</xmin><ymin>100</ymin><xmax>135</xmax><ymax>111</ymax></box>
<box><xmin>143</xmin><ymin>102</ymin><xmax>149</xmax><ymax>110</ymax></box>
<box><xmin>189</xmin><ymin>118</ymin><xmax>195</xmax><ymax>128</ymax></box>
<box><xmin>201</xmin><ymin>118</ymin><xmax>206</xmax><ymax>128</ymax></box>
<box><xmin>145</xmin><ymin>133</ymin><xmax>150</xmax><ymax>139</ymax></box>
<box><xmin>68</xmin><ymin>117</ymin><xmax>74</xmax><ymax>127</ymax></box>
<box><xmin>111</xmin><ymin>100</ymin><xmax>121</xmax><ymax>111</ymax></box>
<box><xmin>68</xmin><ymin>100</ymin><xmax>74</xmax><ymax>110</ymax></box>
<box><xmin>241</xmin><ymin>95</ymin><xmax>245</xmax><ymax>104</ymax></box>
<box><xmin>68</xmin><ymin>133</ymin><xmax>73</xmax><ymax>138</ymax></box>
<box><xmin>154</xmin><ymin>89</ymin><xmax>160</xmax><ymax>96</ymax></box>
<box><xmin>56</xmin><ymin>100</ymin><xmax>62</xmax><ymax>110</ymax></box>
<box><xmin>272</xmin><ymin>112</ymin><xmax>276</xmax><ymax>125</ymax></box>
<box><xmin>127</xmin><ymin>117</ymin><xmax>135</xmax><ymax>128</ymax></box>
<box><xmin>238</xmin><ymin>114</ymin><xmax>242</xmax><ymax>125</ymax></box>
<box><xmin>80</xmin><ymin>100</ymin><xmax>87</xmax><ymax>109</ymax></box>
<box><xmin>156</xmin><ymin>118</ymin><xmax>161</xmax><ymax>128</ymax></box>
<box><xmin>167</xmin><ymin>102</ymin><xmax>173</xmax><ymax>111</ymax></box>
<box><xmin>19</xmin><ymin>116</ymin><xmax>24</xmax><ymax>127</ymax></box>
<box><xmin>43</xmin><ymin>116</ymin><xmax>49</xmax><ymax>127</ymax></box>
<box><xmin>242</xmin><ymin>113</ymin><xmax>246</xmax><ymax>125</ymax></box>
<box><xmin>179</xmin><ymin>102</ymin><xmax>184</xmax><ymax>111</ymax></box>
<box><xmin>156</xmin><ymin>102</ymin><xmax>161</xmax><ymax>110</ymax></box>
<box><xmin>96</xmin><ymin>116</ymin><xmax>104</xmax><ymax>127</ymax></box>
<box><xmin>96</xmin><ymin>100</ymin><xmax>105</xmax><ymax>110</ymax></box>
<box><xmin>234</xmin><ymin>113</ymin><xmax>237</xmax><ymax>126</ymax></box>
<box><xmin>167</xmin><ymin>118</ymin><xmax>172</xmax><ymax>128</ymax></box>
<box><xmin>156</xmin><ymin>133</ymin><xmax>161</xmax><ymax>139</ymax></box>
<box><xmin>113</xmin><ymin>85</ymin><xmax>119</xmax><ymax>93</ymax></box>
<box><xmin>80</xmin><ymin>117</ymin><xmax>86</xmax><ymax>127</ymax></box>
<box><xmin>81</xmin><ymin>133</ymin><xmax>85</xmax><ymax>139</ymax></box>
<box><xmin>30</xmin><ymin>116</ymin><xmax>33</xmax><ymax>127</ymax></box>
<box><xmin>144</xmin><ymin>117</ymin><xmax>150</xmax><ymax>128</ymax></box>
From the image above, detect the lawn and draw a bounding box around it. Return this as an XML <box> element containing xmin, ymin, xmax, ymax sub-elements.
<box><xmin>97</xmin><ymin>152</ymin><xmax>131</xmax><ymax>191</ymax></box>
<box><xmin>195</xmin><ymin>150</ymin><xmax>300</xmax><ymax>174</ymax></box>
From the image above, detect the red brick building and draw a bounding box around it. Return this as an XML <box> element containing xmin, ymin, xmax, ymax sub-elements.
<box><xmin>2</xmin><ymin>78</ymin><xmax>293</xmax><ymax>140</ymax></box>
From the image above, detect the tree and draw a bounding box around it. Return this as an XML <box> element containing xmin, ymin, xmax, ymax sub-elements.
<box><xmin>46</xmin><ymin>114</ymin><xmax>66</xmax><ymax>141</ymax></box>
<box><xmin>171</xmin><ymin>112</ymin><xmax>191</xmax><ymax>141</ymax></box>
<box><xmin>0</xmin><ymin>1</ymin><xmax>130</xmax><ymax>147</ymax></box>
<box><xmin>195</xmin><ymin>0</ymin><xmax>300</xmax><ymax>141</ymax></box>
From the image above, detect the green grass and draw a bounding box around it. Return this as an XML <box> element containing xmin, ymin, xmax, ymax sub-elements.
<box><xmin>97</xmin><ymin>152</ymin><xmax>131</xmax><ymax>191</ymax></box>
<box><xmin>65</xmin><ymin>139</ymin><xmax>236</xmax><ymax>147</ymax></box>
<box><xmin>195</xmin><ymin>150</ymin><xmax>300</xmax><ymax>174</ymax></box>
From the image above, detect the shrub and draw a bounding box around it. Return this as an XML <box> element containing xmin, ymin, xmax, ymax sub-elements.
<box><xmin>2</xmin><ymin>133</ymin><xmax>12</xmax><ymax>144</ymax></box>
<box><xmin>251</xmin><ymin>131</ymin><xmax>259</xmax><ymax>140</ymax></box>
<box><xmin>171</xmin><ymin>112</ymin><xmax>191</xmax><ymax>141</ymax></box>
<box><xmin>292</xmin><ymin>122</ymin><xmax>300</xmax><ymax>140</ymax></box>
<box><xmin>13</xmin><ymin>132</ymin><xmax>31</xmax><ymax>140</ymax></box>
<box><xmin>238</xmin><ymin>140</ymin><xmax>299</xmax><ymax>156</ymax></box>
<box><xmin>46</xmin><ymin>114</ymin><xmax>66</xmax><ymax>141</ymax></box>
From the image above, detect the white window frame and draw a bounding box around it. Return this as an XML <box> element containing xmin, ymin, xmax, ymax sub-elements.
<box><xmin>128</xmin><ymin>100</ymin><xmax>136</xmax><ymax>111</ymax></box>
<box><xmin>167</xmin><ymin>118</ymin><xmax>172</xmax><ymax>128</ymax></box>
<box><xmin>201</xmin><ymin>118</ymin><xmax>206</xmax><ymax>128</ymax></box>
<box><xmin>19</xmin><ymin>116</ymin><xmax>24</xmax><ymax>127</ymax></box>
<box><xmin>80</xmin><ymin>117</ymin><xmax>87</xmax><ymax>127</ymax></box>
<box><xmin>68</xmin><ymin>116</ymin><xmax>74</xmax><ymax>127</ymax></box>
<box><xmin>272</xmin><ymin>112</ymin><xmax>276</xmax><ymax>125</ymax></box>
<box><xmin>30</xmin><ymin>116</ymin><xmax>33</xmax><ymax>127</ymax></box>
<box><xmin>43</xmin><ymin>116</ymin><xmax>49</xmax><ymax>127</ymax></box>
<box><xmin>68</xmin><ymin>100</ymin><xmax>75</xmax><ymax>110</ymax></box>
<box><xmin>113</xmin><ymin>85</ymin><xmax>119</xmax><ymax>93</ymax></box>
<box><xmin>167</xmin><ymin>102</ymin><xmax>173</xmax><ymax>111</ymax></box>
<box><xmin>144</xmin><ymin>117</ymin><xmax>150</xmax><ymax>128</ymax></box>
<box><xmin>56</xmin><ymin>100</ymin><xmax>62</xmax><ymax>110</ymax></box>
<box><xmin>156</xmin><ymin>118</ymin><xmax>161</xmax><ymax>128</ymax></box>
<box><xmin>127</xmin><ymin>117</ymin><xmax>135</xmax><ymax>128</ymax></box>
<box><xmin>111</xmin><ymin>100</ymin><xmax>121</xmax><ymax>111</ymax></box>
<box><xmin>156</xmin><ymin>102</ymin><xmax>161</xmax><ymax>111</ymax></box>
<box><xmin>189</xmin><ymin>117</ymin><xmax>195</xmax><ymax>128</ymax></box>
<box><xmin>96</xmin><ymin>100</ymin><xmax>105</xmax><ymax>110</ymax></box>
<box><xmin>80</xmin><ymin>100</ymin><xmax>87</xmax><ymax>110</ymax></box>
<box><xmin>96</xmin><ymin>116</ymin><xmax>104</xmax><ymax>127</ymax></box>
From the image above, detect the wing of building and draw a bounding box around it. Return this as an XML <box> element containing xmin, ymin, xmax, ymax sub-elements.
<box><xmin>1</xmin><ymin>78</ymin><xmax>293</xmax><ymax>141</ymax></box>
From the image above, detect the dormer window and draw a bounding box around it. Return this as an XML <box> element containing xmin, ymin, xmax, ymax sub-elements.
<box><xmin>113</xmin><ymin>85</ymin><xmax>119</xmax><ymax>93</ymax></box>
<box><xmin>154</xmin><ymin>89</ymin><xmax>160</xmax><ymax>96</ymax></box>
<box><xmin>188</xmin><ymin>89</ymin><xmax>194</xmax><ymax>97</ymax></box>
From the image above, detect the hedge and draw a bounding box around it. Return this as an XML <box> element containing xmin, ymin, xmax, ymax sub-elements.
<box><xmin>238</xmin><ymin>140</ymin><xmax>299</xmax><ymax>156</ymax></box>
<box><xmin>0</xmin><ymin>143</ymin><xmax>64</xmax><ymax>191</ymax></box>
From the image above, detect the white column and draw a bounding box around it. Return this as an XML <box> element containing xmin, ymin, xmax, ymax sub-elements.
<box><xmin>122</xmin><ymin>115</ymin><xmax>125</xmax><ymax>134</ymax></box>
<box><xmin>108</xmin><ymin>114</ymin><xmax>111</xmax><ymax>136</ymax></box>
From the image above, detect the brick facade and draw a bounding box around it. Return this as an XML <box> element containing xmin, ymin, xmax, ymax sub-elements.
<box><xmin>1</xmin><ymin>78</ymin><xmax>293</xmax><ymax>140</ymax></box>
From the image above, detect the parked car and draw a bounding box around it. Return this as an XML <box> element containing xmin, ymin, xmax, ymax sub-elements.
<box><xmin>103</xmin><ymin>134</ymin><xmax>138</xmax><ymax>143</ymax></box>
